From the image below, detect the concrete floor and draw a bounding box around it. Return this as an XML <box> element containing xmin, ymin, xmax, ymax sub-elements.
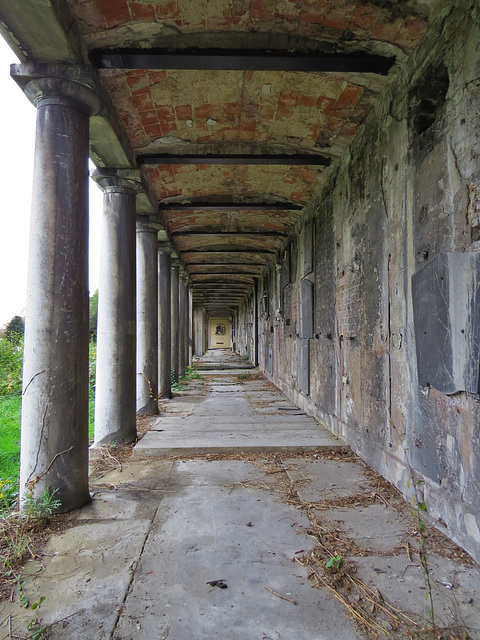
<box><xmin>1</xmin><ymin>351</ymin><xmax>479</xmax><ymax>639</ymax></box>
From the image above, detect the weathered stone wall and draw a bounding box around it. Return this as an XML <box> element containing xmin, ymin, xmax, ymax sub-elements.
<box><xmin>238</xmin><ymin>4</ymin><xmax>480</xmax><ymax>561</ymax></box>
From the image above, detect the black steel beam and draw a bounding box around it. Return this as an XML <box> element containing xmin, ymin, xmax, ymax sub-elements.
<box><xmin>90</xmin><ymin>48</ymin><xmax>395</xmax><ymax>75</ymax></box>
<box><xmin>180</xmin><ymin>249</ymin><xmax>276</xmax><ymax>254</ymax></box>
<box><xmin>138</xmin><ymin>153</ymin><xmax>330</xmax><ymax>166</ymax></box>
<box><xmin>160</xmin><ymin>202</ymin><xmax>303</xmax><ymax>211</ymax></box>
<box><xmin>189</xmin><ymin>271</ymin><xmax>261</xmax><ymax>276</ymax></box>
<box><xmin>193</xmin><ymin>282</ymin><xmax>252</xmax><ymax>286</ymax></box>
<box><xmin>186</xmin><ymin>262</ymin><xmax>266</xmax><ymax>267</ymax></box>
<box><xmin>172</xmin><ymin>230</ymin><xmax>286</xmax><ymax>237</ymax></box>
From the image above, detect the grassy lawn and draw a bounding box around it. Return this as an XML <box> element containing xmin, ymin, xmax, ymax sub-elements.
<box><xmin>0</xmin><ymin>393</ymin><xmax>21</xmax><ymax>481</ymax></box>
<box><xmin>0</xmin><ymin>394</ymin><xmax>95</xmax><ymax>485</ymax></box>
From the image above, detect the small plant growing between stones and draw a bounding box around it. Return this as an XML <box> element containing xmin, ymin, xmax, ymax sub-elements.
<box><xmin>408</xmin><ymin>473</ymin><xmax>436</xmax><ymax>639</ymax></box>
<box><xmin>8</xmin><ymin>572</ymin><xmax>49</xmax><ymax>639</ymax></box>
<box><xmin>325</xmin><ymin>554</ymin><xmax>344</xmax><ymax>573</ymax></box>
<box><xmin>22</xmin><ymin>487</ymin><xmax>61</xmax><ymax>518</ymax></box>
<box><xmin>1</xmin><ymin>488</ymin><xmax>61</xmax><ymax>590</ymax></box>
<box><xmin>390</xmin><ymin>419</ymin><xmax>438</xmax><ymax>639</ymax></box>
<box><xmin>172</xmin><ymin>365</ymin><xmax>204</xmax><ymax>391</ymax></box>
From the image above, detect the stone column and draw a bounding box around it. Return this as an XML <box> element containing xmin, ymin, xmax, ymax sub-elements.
<box><xmin>92</xmin><ymin>169</ymin><xmax>142</xmax><ymax>445</ymax></box>
<box><xmin>193</xmin><ymin>306</ymin><xmax>205</xmax><ymax>357</ymax></box>
<box><xmin>178</xmin><ymin>271</ymin><xmax>187</xmax><ymax>378</ymax></box>
<box><xmin>188</xmin><ymin>285</ymin><xmax>193</xmax><ymax>366</ymax></box>
<box><xmin>11</xmin><ymin>64</ymin><xmax>101</xmax><ymax>512</ymax></box>
<box><xmin>171</xmin><ymin>260</ymin><xmax>180</xmax><ymax>382</ymax></box>
<box><xmin>136</xmin><ymin>220</ymin><xmax>161</xmax><ymax>415</ymax></box>
<box><xmin>158</xmin><ymin>243</ymin><xmax>173</xmax><ymax>399</ymax></box>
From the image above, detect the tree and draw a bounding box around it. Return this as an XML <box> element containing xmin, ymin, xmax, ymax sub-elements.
<box><xmin>89</xmin><ymin>290</ymin><xmax>99</xmax><ymax>342</ymax></box>
<box><xmin>4</xmin><ymin>315</ymin><xmax>24</xmax><ymax>344</ymax></box>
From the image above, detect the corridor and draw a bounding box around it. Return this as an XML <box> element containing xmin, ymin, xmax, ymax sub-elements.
<box><xmin>1</xmin><ymin>359</ymin><xmax>479</xmax><ymax>640</ymax></box>
<box><xmin>135</xmin><ymin>349</ymin><xmax>346</xmax><ymax>456</ymax></box>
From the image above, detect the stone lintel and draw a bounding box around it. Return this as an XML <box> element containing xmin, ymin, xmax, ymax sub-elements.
<box><xmin>11</xmin><ymin>62</ymin><xmax>101</xmax><ymax>115</ymax></box>
<box><xmin>91</xmin><ymin>168</ymin><xmax>143</xmax><ymax>195</ymax></box>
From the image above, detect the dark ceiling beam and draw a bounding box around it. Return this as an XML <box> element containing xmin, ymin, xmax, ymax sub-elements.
<box><xmin>180</xmin><ymin>249</ymin><xmax>276</xmax><ymax>254</ymax></box>
<box><xmin>138</xmin><ymin>153</ymin><xmax>330</xmax><ymax>166</ymax></box>
<box><xmin>193</xmin><ymin>285</ymin><xmax>252</xmax><ymax>289</ymax></box>
<box><xmin>193</xmin><ymin>291</ymin><xmax>250</xmax><ymax>295</ymax></box>
<box><xmin>90</xmin><ymin>48</ymin><xmax>395</xmax><ymax>75</ymax></box>
<box><xmin>160</xmin><ymin>202</ymin><xmax>303</xmax><ymax>211</ymax></box>
<box><xmin>193</xmin><ymin>280</ymin><xmax>252</xmax><ymax>285</ymax></box>
<box><xmin>172</xmin><ymin>230</ymin><xmax>287</xmax><ymax>237</ymax></box>
<box><xmin>189</xmin><ymin>271</ymin><xmax>261</xmax><ymax>276</ymax></box>
<box><xmin>186</xmin><ymin>262</ymin><xmax>266</xmax><ymax>267</ymax></box>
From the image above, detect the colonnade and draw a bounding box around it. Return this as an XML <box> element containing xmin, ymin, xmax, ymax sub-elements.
<box><xmin>13</xmin><ymin>64</ymin><xmax>193</xmax><ymax>512</ymax></box>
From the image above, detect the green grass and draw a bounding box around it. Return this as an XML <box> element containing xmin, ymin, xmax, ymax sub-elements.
<box><xmin>0</xmin><ymin>337</ymin><xmax>96</xmax><ymax>512</ymax></box>
<box><xmin>89</xmin><ymin>391</ymin><xmax>95</xmax><ymax>439</ymax></box>
<box><xmin>0</xmin><ymin>393</ymin><xmax>95</xmax><ymax>482</ymax></box>
<box><xmin>0</xmin><ymin>393</ymin><xmax>21</xmax><ymax>482</ymax></box>
<box><xmin>0</xmin><ymin>394</ymin><xmax>95</xmax><ymax>499</ymax></box>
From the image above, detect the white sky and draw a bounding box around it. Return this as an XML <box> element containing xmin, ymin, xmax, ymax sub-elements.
<box><xmin>0</xmin><ymin>36</ymin><xmax>103</xmax><ymax>327</ymax></box>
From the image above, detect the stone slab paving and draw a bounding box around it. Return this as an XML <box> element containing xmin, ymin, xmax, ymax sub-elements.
<box><xmin>284</xmin><ymin>458</ymin><xmax>371</xmax><ymax>502</ymax></box>
<box><xmin>2</xmin><ymin>363</ymin><xmax>480</xmax><ymax>639</ymax></box>
<box><xmin>136</xmin><ymin>367</ymin><xmax>347</xmax><ymax>456</ymax></box>
<box><xmin>112</xmin><ymin>460</ymin><xmax>358</xmax><ymax>640</ymax></box>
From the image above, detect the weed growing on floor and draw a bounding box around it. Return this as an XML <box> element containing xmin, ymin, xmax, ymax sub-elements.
<box><xmin>22</xmin><ymin>488</ymin><xmax>61</xmax><ymax>518</ymax></box>
<box><xmin>241</xmin><ymin>454</ymin><xmax>473</xmax><ymax>640</ymax></box>
<box><xmin>390</xmin><ymin>419</ymin><xmax>439</xmax><ymax>639</ymax></box>
<box><xmin>171</xmin><ymin>364</ymin><xmax>205</xmax><ymax>391</ymax></box>
<box><xmin>4</xmin><ymin>571</ymin><xmax>49</xmax><ymax>639</ymax></box>
<box><xmin>0</xmin><ymin>488</ymin><xmax>63</xmax><ymax>599</ymax></box>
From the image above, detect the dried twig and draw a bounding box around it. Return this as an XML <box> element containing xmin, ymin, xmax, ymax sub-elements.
<box><xmin>263</xmin><ymin>586</ymin><xmax>297</xmax><ymax>606</ymax></box>
<box><xmin>104</xmin><ymin>447</ymin><xmax>122</xmax><ymax>472</ymax></box>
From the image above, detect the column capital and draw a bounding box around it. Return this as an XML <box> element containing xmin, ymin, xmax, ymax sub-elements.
<box><xmin>136</xmin><ymin>216</ymin><xmax>163</xmax><ymax>234</ymax></box>
<box><xmin>11</xmin><ymin>63</ymin><xmax>101</xmax><ymax>116</ymax></box>
<box><xmin>171</xmin><ymin>258</ymin><xmax>183</xmax><ymax>269</ymax></box>
<box><xmin>91</xmin><ymin>168</ymin><xmax>143</xmax><ymax>195</ymax></box>
<box><xmin>158</xmin><ymin>242</ymin><xmax>174</xmax><ymax>255</ymax></box>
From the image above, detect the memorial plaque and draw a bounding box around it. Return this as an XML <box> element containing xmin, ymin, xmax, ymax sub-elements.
<box><xmin>412</xmin><ymin>252</ymin><xmax>480</xmax><ymax>395</ymax></box>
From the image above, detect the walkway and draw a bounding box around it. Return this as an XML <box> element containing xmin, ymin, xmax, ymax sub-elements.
<box><xmin>136</xmin><ymin>350</ymin><xmax>345</xmax><ymax>456</ymax></box>
<box><xmin>1</xmin><ymin>353</ymin><xmax>479</xmax><ymax>639</ymax></box>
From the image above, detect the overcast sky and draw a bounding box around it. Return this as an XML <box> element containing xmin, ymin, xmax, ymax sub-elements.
<box><xmin>0</xmin><ymin>36</ymin><xmax>102</xmax><ymax>327</ymax></box>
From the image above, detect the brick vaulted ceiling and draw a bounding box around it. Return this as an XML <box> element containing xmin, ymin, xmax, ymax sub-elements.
<box><xmin>0</xmin><ymin>0</ymin><xmax>430</xmax><ymax>314</ymax></box>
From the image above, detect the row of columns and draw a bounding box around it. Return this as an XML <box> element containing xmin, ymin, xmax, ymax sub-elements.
<box><xmin>135</xmin><ymin>233</ymin><xmax>193</xmax><ymax>420</ymax></box>
<box><xmin>14</xmin><ymin>64</ymin><xmax>192</xmax><ymax>512</ymax></box>
<box><xmin>94</xmin><ymin>193</ymin><xmax>193</xmax><ymax>447</ymax></box>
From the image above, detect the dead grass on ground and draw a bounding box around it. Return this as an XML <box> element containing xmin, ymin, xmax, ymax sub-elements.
<box><xmin>0</xmin><ymin>414</ymin><xmax>155</xmax><ymax>602</ymax></box>
<box><xmin>229</xmin><ymin>456</ymin><xmax>476</xmax><ymax>639</ymax></box>
<box><xmin>0</xmin><ymin>512</ymin><xmax>71</xmax><ymax>602</ymax></box>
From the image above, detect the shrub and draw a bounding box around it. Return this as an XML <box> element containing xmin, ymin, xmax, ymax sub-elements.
<box><xmin>88</xmin><ymin>340</ymin><xmax>96</xmax><ymax>396</ymax></box>
<box><xmin>4</xmin><ymin>315</ymin><xmax>25</xmax><ymax>345</ymax></box>
<box><xmin>89</xmin><ymin>290</ymin><xmax>98</xmax><ymax>342</ymax></box>
<box><xmin>0</xmin><ymin>338</ymin><xmax>23</xmax><ymax>396</ymax></box>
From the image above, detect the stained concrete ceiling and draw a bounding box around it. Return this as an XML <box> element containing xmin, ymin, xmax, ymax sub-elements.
<box><xmin>0</xmin><ymin>0</ymin><xmax>432</xmax><ymax>315</ymax></box>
